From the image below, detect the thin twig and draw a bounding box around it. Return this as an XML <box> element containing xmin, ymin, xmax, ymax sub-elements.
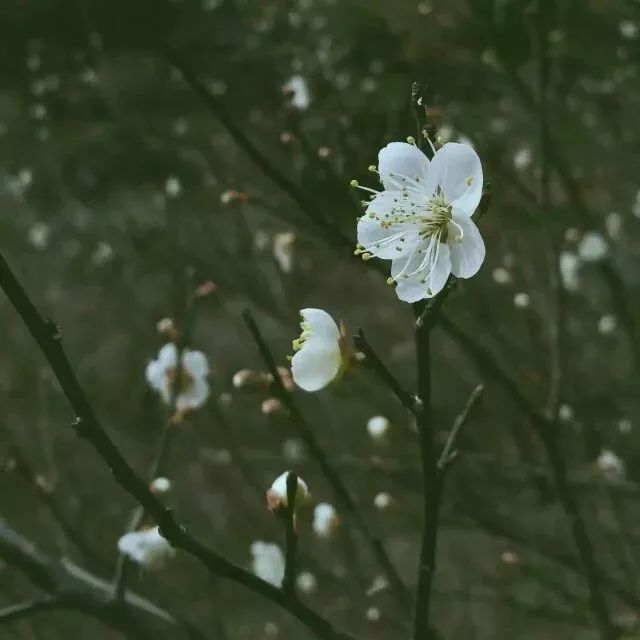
<box><xmin>354</xmin><ymin>328</ymin><xmax>421</xmax><ymax>417</ymax></box>
<box><xmin>437</xmin><ymin>384</ymin><xmax>484</xmax><ymax>471</ymax></box>
<box><xmin>0</xmin><ymin>252</ymin><xmax>358</xmax><ymax>640</ymax></box>
<box><xmin>242</xmin><ymin>309</ymin><xmax>410</xmax><ymax>608</ymax></box>
<box><xmin>283</xmin><ymin>472</ymin><xmax>299</xmax><ymax>596</ymax></box>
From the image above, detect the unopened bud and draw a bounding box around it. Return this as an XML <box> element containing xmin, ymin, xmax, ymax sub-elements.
<box><xmin>156</xmin><ymin>317</ymin><xmax>177</xmax><ymax>339</ymax></box>
<box><xmin>266</xmin><ymin>471</ymin><xmax>310</xmax><ymax>515</ymax></box>
<box><xmin>373</xmin><ymin>492</ymin><xmax>393</xmax><ymax>510</ymax></box>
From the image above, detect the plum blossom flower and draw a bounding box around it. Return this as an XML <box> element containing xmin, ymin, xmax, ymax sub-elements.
<box><xmin>291</xmin><ymin>309</ymin><xmax>348</xmax><ymax>392</ymax></box>
<box><xmin>578</xmin><ymin>231</ymin><xmax>608</xmax><ymax>262</ymax></box>
<box><xmin>117</xmin><ymin>527</ymin><xmax>174</xmax><ymax>568</ymax></box>
<box><xmin>283</xmin><ymin>75</ymin><xmax>310</xmax><ymax>110</ymax></box>
<box><xmin>145</xmin><ymin>343</ymin><xmax>210</xmax><ymax>411</ymax></box>
<box><xmin>597</xmin><ymin>450</ymin><xmax>625</xmax><ymax>482</ymax></box>
<box><xmin>250</xmin><ymin>541</ymin><xmax>285</xmax><ymax>586</ymax></box>
<box><xmin>355</xmin><ymin>141</ymin><xmax>485</xmax><ymax>302</ymax></box>
<box><xmin>367</xmin><ymin>415</ymin><xmax>390</xmax><ymax>441</ymax></box>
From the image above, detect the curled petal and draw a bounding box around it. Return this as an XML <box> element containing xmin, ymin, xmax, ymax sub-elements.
<box><xmin>300</xmin><ymin>309</ymin><xmax>340</xmax><ymax>344</ymax></box>
<box><xmin>291</xmin><ymin>341</ymin><xmax>341</xmax><ymax>392</ymax></box>
<box><xmin>429</xmin><ymin>143</ymin><xmax>483</xmax><ymax>216</ymax></box>
<box><xmin>378</xmin><ymin>142</ymin><xmax>431</xmax><ymax>192</ymax></box>
<box><xmin>158</xmin><ymin>343</ymin><xmax>178</xmax><ymax>368</ymax></box>
<box><xmin>448</xmin><ymin>216</ymin><xmax>485</xmax><ymax>279</ymax></box>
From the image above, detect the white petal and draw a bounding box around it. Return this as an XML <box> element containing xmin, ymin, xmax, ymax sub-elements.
<box><xmin>300</xmin><ymin>309</ymin><xmax>340</xmax><ymax>343</ymax></box>
<box><xmin>378</xmin><ymin>142</ymin><xmax>431</xmax><ymax>192</ymax></box>
<box><xmin>145</xmin><ymin>359</ymin><xmax>166</xmax><ymax>391</ymax></box>
<box><xmin>176</xmin><ymin>376</ymin><xmax>210</xmax><ymax>411</ymax></box>
<box><xmin>158</xmin><ymin>343</ymin><xmax>178</xmax><ymax>368</ymax></box>
<box><xmin>357</xmin><ymin>215</ymin><xmax>421</xmax><ymax>259</ymax></box>
<box><xmin>182</xmin><ymin>350</ymin><xmax>209</xmax><ymax>377</ymax></box>
<box><xmin>291</xmin><ymin>341</ymin><xmax>341</xmax><ymax>392</ymax></box>
<box><xmin>118</xmin><ymin>532</ymin><xmax>146</xmax><ymax>564</ymax></box>
<box><xmin>448</xmin><ymin>216</ymin><xmax>485</xmax><ymax>279</ymax></box>
<box><xmin>429</xmin><ymin>143</ymin><xmax>483</xmax><ymax>217</ymax></box>
<box><xmin>392</xmin><ymin>242</ymin><xmax>451</xmax><ymax>302</ymax></box>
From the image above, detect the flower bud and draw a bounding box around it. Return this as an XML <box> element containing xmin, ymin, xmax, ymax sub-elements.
<box><xmin>373</xmin><ymin>492</ymin><xmax>393</xmax><ymax>510</ymax></box>
<box><xmin>266</xmin><ymin>471</ymin><xmax>310</xmax><ymax>515</ymax></box>
<box><xmin>156</xmin><ymin>317</ymin><xmax>177</xmax><ymax>339</ymax></box>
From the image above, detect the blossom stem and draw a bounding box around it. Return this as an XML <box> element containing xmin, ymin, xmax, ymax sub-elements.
<box><xmin>242</xmin><ymin>309</ymin><xmax>411</xmax><ymax>609</ymax></box>
<box><xmin>0</xmin><ymin>252</ymin><xmax>359</xmax><ymax>640</ymax></box>
<box><xmin>282</xmin><ymin>472</ymin><xmax>299</xmax><ymax>596</ymax></box>
<box><xmin>354</xmin><ymin>328</ymin><xmax>422</xmax><ymax>417</ymax></box>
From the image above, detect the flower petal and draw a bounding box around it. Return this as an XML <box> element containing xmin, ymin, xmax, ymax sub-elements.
<box><xmin>378</xmin><ymin>142</ymin><xmax>431</xmax><ymax>192</ymax></box>
<box><xmin>357</xmin><ymin>215</ymin><xmax>421</xmax><ymax>260</ymax></box>
<box><xmin>158</xmin><ymin>343</ymin><xmax>178</xmax><ymax>368</ymax></box>
<box><xmin>145</xmin><ymin>359</ymin><xmax>165</xmax><ymax>391</ymax></box>
<box><xmin>392</xmin><ymin>242</ymin><xmax>451</xmax><ymax>302</ymax></box>
<box><xmin>291</xmin><ymin>342</ymin><xmax>341</xmax><ymax>392</ymax></box>
<box><xmin>429</xmin><ymin>143</ymin><xmax>483</xmax><ymax>217</ymax></box>
<box><xmin>300</xmin><ymin>309</ymin><xmax>340</xmax><ymax>344</ymax></box>
<box><xmin>448</xmin><ymin>216</ymin><xmax>485</xmax><ymax>279</ymax></box>
<box><xmin>176</xmin><ymin>377</ymin><xmax>210</xmax><ymax>411</ymax></box>
<box><xmin>182</xmin><ymin>350</ymin><xmax>209</xmax><ymax>378</ymax></box>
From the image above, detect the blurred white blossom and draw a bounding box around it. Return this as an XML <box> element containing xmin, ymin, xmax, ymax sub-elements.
<box><xmin>150</xmin><ymin>477</ymin><xmax>171</xmax><ymax>493</ymax></box>
<box><xmin>250</xmin><ymin>541</ymin><xmax>285</xmax><ymax>586</ymax></box>
<box><xmin>619</xmin><ymin>20</ymin><xmax>638</xmax><ymax>40</ymax></box>
<box><xmin>558</xmin><ymin>404</ymin><xmax>574</xmax><ymax>422</ymax></box>
<box><xmin>164</xmin><ymin>176</ymin><xmax>182</xmax><ymax>198</ymax></box>
<box><xmin>355</xmin><ymin>142</ymin><xmax>485</xmax><ymax>302</ymax></box>
<box><xmin>578</xmin><ymin>231</ymin><xmax>608</xmax><ymax>262</ymax></box>
<box><xmin>283</xmin><ymin>75</ymin><xmax>310</xmax><ymax>110</ymax></box>
<box><xmin>145</xmin><ymin>343</ymin><xmax>210</xmax><ymax>411</ymax></box>
<box><xmin>118</xmin><ymin>527</ymin><xmax>174</xmax><ymax>568</ymax></box>
<box><xmin>559</xmin><ymin>251</ymin><xmax>580</xmax><ymax>291</ymax></box>
<box><xmin>492</xmin><ymin>267</ymin><xmax>511</xmax><ymax>285</ymax></box>
<box><xmin>513</xmin><ymin>292</ymin><xmax>530</xmax><ymax>309</ymax></box>
<box><xmin>367</xmin><ymin>415</ymin><xmax>390</xmax><ymax>441</ymax></box>
<box><xmin>605</xmin><ymin>212</ymin><xmax>622</xmax><ymax>239</ymax></box>
<box><xmin>28</xmin><ymin>222</ymin><xmax>50</xmax><ymax>249</ymax></box>
<box><xmin>598</xmin><ymin>314</ymin><xmax>617</xmax><ymax>335</ymax></box>
<box><xmin>296</xmin><ymin>571</ymin><xmax>317</xmax><ymax>594</ymax></box>
<box><xmin>597</xmin><ymin>450</ymin><xmax>625</xmax><ymax>482</ymax></box>
<box><xmin>513</xmin><ymin>147</ymin><xmax>532</xmax><ymax>171</ymax></box>
<box><xmin>291</xmin><ymin>309</ymin><xmax>346</xmax><ymax>392</ymax></box>
<box><xmin>373</xmin><ymin>492</ymin><xmax>392</xmax><ymax>510</ymax></box>
<box><xmin>312</xmin><ymin>503</ymin><xmax>339</xmax><ymax>538</ymax></box>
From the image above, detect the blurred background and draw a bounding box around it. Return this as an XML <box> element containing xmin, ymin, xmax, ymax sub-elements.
<box><xmin>1</xmin><ymin>0</ymin><xmax>639</xmax><ymax>638</ymax></box>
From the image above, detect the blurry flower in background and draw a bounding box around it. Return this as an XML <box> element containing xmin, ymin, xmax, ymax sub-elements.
<box><xmin>578</xmin><ymin>231</ymin><xmax>608</xmax><ymax>262</ymax></box>
<box><xmin>513</xmin><ymin>292</ymin><xmax>530</xmax><ymax>309</ymax></box>
<box><xmin>619</xmin><ymin>20</ymin><xmax>638</xmax><ymax>40</ymax></box>
<box><xmin>117</xmin><ymin>527</ymin><xmax>174</xmax><ymax>568</ymax></box>
<box><xmin>145</xmin><ymin>343</ymin><xmax>210</xmax><ymax>412</ymax></box>
<box><xmin>373</xmin><ymin>492</ymin><xmax>393</xmax><ymax>510</ymax></box>
<box><xmin>596</xmin><ymin>449</ymin><xmax>625</xmax><ymax>482</ymax></box>
<box><xmin>355</xmin><ymin>141</ymin><xmax>485</xmax><ymax>302</ymax></box>
<box><xmin>605</xmin><ymin>212</ymin><xmax>622</xmax><ymax>239</ymax></box>
<box><xmin>291</xmin><ymin>309</ymin><xmax>347</xmax><ymax>392</ymax></box>
<box><xmin>273</xmin><ymin>231</ymin><xmax>296</xmax><ymax>273</ymax></box>
<box><xmin>492</xmin><ymin>267</ymin><xmax>511</xmax><ymax>285</ymax></box>
<box><xmin>312</xmin><ymin>502</ymin><xmax>339</xmax><ymax>538</ymax></box>
<box><xmin>164</xmin><ymin>176</ymin><xmax>182</xmax><ymax>198</ymax></box>
<box><xmin>261</xmin><ymin>397</ymin><xmax>284</xmax><ymax>415</ymax></box>
<box><xmin>513</xmin><ymin>147</ymin><xmax>533</xmax><ymax>171</ymax></box>
<box><xmin>27</xmin><ymin>222</ymin><xmax>50</xmax><ymax>249</ymax></box>
<box><xmin>598</xmin><ymin>314</ymin><xmax>617</xmax><ymax>335</ymax></box>
<box><xmin>282</xmin><ymin>438</ymin><xmax>305</xmax><ymax>462</ymax></box>
<box><xmin>558</xmin><ymin>404</ymin><xmax>574</xmax><ymax>423</ymax></box>
<box><xmin>150</xmin><ymin>477</ymin><xmax>171</xmax><ymax>494</ymax></box>
<box><xmin>296</xmin><ymin>571</ymin><xmax>317</xmax><ymax>594</ymax></box>
<box><xmin>266</xmin><ymin>471</ymin><xmax>310</xmax><ymax>514</ymax></box>
<box><xmin>283</xmin><ymin>75</ymin><xmax>310</xmax><ymax>110</ymax></box>
<box><xmin>367</xmin><ymin>415</ymin><xmax>390</xmax><ymax>441</ymax></box>
<box><xmin>250</xmin><ymin>541</ymin><xmax>285</xmax><ymax>586</ymax></box>
<box><xmin>559</xmin><ymin>251</ymin><xmax>580</xmax><ymax>291</ymax></box>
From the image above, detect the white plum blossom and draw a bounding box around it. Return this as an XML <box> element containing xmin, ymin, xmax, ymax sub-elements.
<box><xmin>513</xmin><ymin>292</ymin><xmax>530</xmax><ymax>309</ymax></box>
<box><xmin>164</xmin><ymin>176</ymin><xmax>182</xmax><ymax>198</ymax></box>
<box><xmin>28</xmin><ymin>222</ymin><xmax>50</xmax><ymax>249</ymax></box>
<box><xmin>492</xmin><ymin>267</ymin><xmax>511</xmax><ymax>285</ymax></box>
<box><xmin>145</xmin><ymin>343</ymin><xmax>210</xmax><ymax>411</ymax></box>
<box><xmin>312</xmin><ymin>503</ymin><xmax>339</xmax><ymax>538</ymax></box>
<box><xmin>578</xmin><ymin>231</ymin><xmax>608</xmax><ymax>262</ymax></box>
<box><xmin>619</xmin><ymin>20</ymin><xmax>638</xmax><ymax>40</ymax></box>
<box><xmin>291</xmin><ymin>309</ymin><xmax>347</xmax><ymax>392</ymax></box>
<box><xmin>250</xmin><ymin>541</ymin><xmax>285</xmax><ymax>586</ymax></box>
<box><xmin>367</xmin><ymin>415</ymin><xmax>390</xmax><ymax>441</ymax></box>
<box><xmin>513</xmin><ymin>147</ymin><xmax>532</xmax><ymax>171</ymax></box>
<box><xmin>558</xmin><ymin>404</ymin><xmax>574</xmax><ymax>422</ymax></box>
<box><xmin>266</xmin><ymin>471</ymin><xmax>310</xmax><ymax>513</ymax></box>
<box><xmin>355</xmin><ymin>141</ymin><xmax>485</xmax><ymax>302</ymax></box>
<box><xmin>598</xmin><ymin>314</ymin><xmax>617</xmax><ymax>335</ymax></box>
<box><xmin>373</xmin><ymin>492</ymin><xmax>392</xmax><ymax>510</ymax></box>
<box><xmin>597</xmin><ymin>450</ymin><xmax>625</xmax><ymax>482</ymax></box>
<box><xmin>117</xmin><ymin>527</ymin><xmax>174</xmax><ymax>568</ymax></box>
<box><xmin>283</xmin><ymin>75</ymin><xmax>310</xmax><ymax>110</ymax></box>
<box><xmin>559</xmin><ymin>251</ymin><xmax>581</xmax><ymax>291</ymax></box>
